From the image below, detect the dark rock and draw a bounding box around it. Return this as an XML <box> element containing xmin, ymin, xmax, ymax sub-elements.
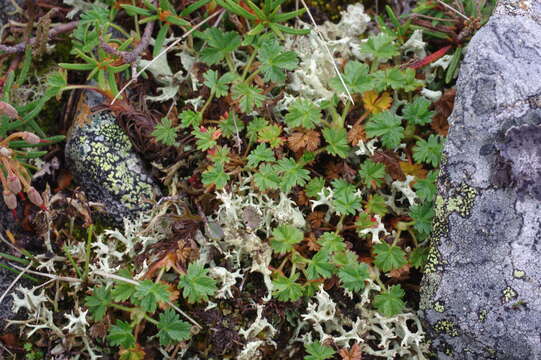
<box><xmin>65</xmin><ymin>90</ymin><xmax>160</xmax><ymax>225</ymax></box>
<box><xmin>420</xmin><ymin>1</ymin><xmax>541</xmax><ymax>359</ymax></box>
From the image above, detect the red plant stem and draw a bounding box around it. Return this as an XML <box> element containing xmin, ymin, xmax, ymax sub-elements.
<box><xmin>0</xmin><ymin>20</ymin><xmax>79</xmax><ymax>54</ymax></box>
<box><xmin>409</xmin><ymin>45</ymin><xmax>452</xmax><ymax>69</ymax></box>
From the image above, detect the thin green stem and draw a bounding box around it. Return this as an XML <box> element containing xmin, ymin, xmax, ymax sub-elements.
<box><xmin>225</xmin><ymin>53</ymin><xmax>236</xmax><ymax>73</ymax></box>
<box><xmin>200</xmin><ymin>91</ymin><xmax>215</xmax><ymax>116</ymax></box>
<box><xmin>82</xmin><ymin>225</ymin><xmax>93</xmax><ymax>281</ymax></box>
<box><xmin>244</xmin><ymin>68</ymin><xmax>262</xmax><ymax>84</ymax></box>
<box><xmin>241</xmin><ymin>50</ymin><xmax>258</xmax><ymax>81</ymax></box>
<box><xmin>63</xmin><ymin>245</ymin><xmax>83</xmax><ymax>279</ymax></box>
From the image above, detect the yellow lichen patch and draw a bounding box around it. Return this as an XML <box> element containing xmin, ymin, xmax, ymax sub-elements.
<box><xmin>434</xmin><ymin>319</ymin><xmax>459</xmax><ymax>337</ymax></box>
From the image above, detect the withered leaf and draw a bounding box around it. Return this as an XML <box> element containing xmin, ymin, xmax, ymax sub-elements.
<box><xmin>287</xmin><ymin>129</ymin><xmax>321</xmax><ymax>152</ymax></box>
<box><xmin>372</xmin><ymin>151</ymin><xmax>405</xmax><ymax>181</ymax></box>
<box><xmin>339</xmin><ymin>343</ymin><xmax>362</xmax><ymax>360</ymax></box>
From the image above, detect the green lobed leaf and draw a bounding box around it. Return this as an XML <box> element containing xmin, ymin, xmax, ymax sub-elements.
<box><xmin>402</xmin><ymin>96</ymin><xmax>434</xmax><ymax>126</ymax></box>
<box><xmin>360</xmin><ymin>33</ymin><xmax>399</xmax><ymax>63</ymax></box>
<box><xmin>306</xmin><ymin>250</ymin><xmax>336</xmax><ymax>280</ymax></box>
<box><xmin>365</xmin><ymin>110</ymin><xmax>404</xmax><ymax>149</ymax></box>
<box><xmin>257</xmin><ymin>36</ymin><xmax>299</xmax><ymax>83</ymax></box>
<box><xmin>409</xmin><ymin>201</ymin><xmax>435</xmax><ymax>235</ymax></box>
<box><xmin>132</xmin><ymin>280</ymin><xmax>171</xmax><ymax>314</ymax></box>
<box><xmin>178</xmin><ymin>263</ymin><xmax>217</xmax><ymax>303</ymax></box>
<box><xmin>272</xmin><ymin>272</ymin><xmax>303</xmax><ymax>302</ymax></box>
<box><xmin>85</xmin><ymin>286</ymin><xmax>112</xmax><ymax>321</ymax></box>
<box><xmin>254</xmin><ymin>163</ymin><xmax>280</xmax><ymax>191</ymax></box>
<box><xmin>157</xmin><ymin>309</ymin><xmax>192</xmax><ymax>345</ymax></box>
<box><xmin>358</xmin><ymin>159</ymin><xmax>386</xmax><ymax>187</ymax></box>
<box><xmin>284</xmin><ymin>98</ymin><xmax>322</xmax><ymax>129</ymax></box>
<box><xmin>373</xmin><ymin>242</ymin><xmax>408</xmax><ymax>272</ymax></box>
<box><xmin>108</xmin><ymin>320</ymin><xmax>136</xmax><ymax>348</ymax></box>
<box><xmin>271</xmin><ymin>224</ymin><xmax>303</xmax><ymax>254</ymax></box>
<box><xmin>323</xmin><ymin>127</ymin><xmax>350</xmax><ymax>158</ymax></box>
<box><xmin>247</xmin><ymin>144</ymin><xmax>275</xmax><ymax>168</ymax></box>
<box><xmin>413</xmin><ymin>134</ymin><xmax>444</xmax><ymax>167</ymax></box>
<box><xmin>152</xmin><ymin>117</ymin><xmax>179</xmax><ymax>146</ymax></box>
<box><xmin>338</xmin><ymin>262</ymin><xmax>369</xmax><ymax>292</ymax></box>
<box><xmin>331</xmin><ymin>179</ymin><xmax>362</xmax><ymax>216</ymax></box>
<box><xmin>232</xmin><ymin>83</ymin><xmax>266</xmax><ymax>113</ymax></box>
<box><xmin>374</xmin><ymin>284</ymin><xmax>405</xmax><ymax>316</ymax></box>
<box><xmin>304</xmin><ymin>342</ymin><xmax>335</xmax><ymax>360</ymax></box>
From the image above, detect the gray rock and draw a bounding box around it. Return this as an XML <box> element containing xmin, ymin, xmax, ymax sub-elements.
<box><xmin>65</xmin><ymin>90</ymin><xmax>160</xmax><ymax>224</ymax></box>
<box><xmin>420</xmin><ymin>1</ymin><xmax>541</xmax><ymax>359</ymax></box>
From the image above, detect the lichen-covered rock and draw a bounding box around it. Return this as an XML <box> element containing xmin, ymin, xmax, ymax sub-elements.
<box><xmin>65</xmin><ymin>90</ymin><xmax>160</xmax><ymax>224</ymax></box>
<box><xmin>420</xmin><ymin>1</ymin><xmax>541</xmax><ymax>359</ymax></box>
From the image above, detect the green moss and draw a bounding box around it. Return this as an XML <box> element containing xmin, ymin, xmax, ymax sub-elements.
<box><xmin>513</xmin><ymin>269</ymin><xmax>525</xmax><ymax>279</ymax></box>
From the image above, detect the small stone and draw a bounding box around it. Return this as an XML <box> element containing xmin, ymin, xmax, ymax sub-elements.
<box><xmin>65</xmin><ymin>90</ymin><xmax>160</xmax><ymax>224</ymax></box>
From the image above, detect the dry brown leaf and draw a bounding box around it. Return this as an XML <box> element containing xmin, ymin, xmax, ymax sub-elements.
<box><xmin>296</xmin><ymin>190</ymin><xmax>309</xmax><ymax>207</ymax></box>
<box><xmin>305</xmin><ymin>232</ymin><xmax>321</xmax><ymax>251</ymax></box>
<box><xmin>399</xmin><ymin>161</ymin><xmax>428</xmax><ymax>179</ymax></box>
<box><xmin>339</xmin><ymin>343</ymin><xmax>362</xmax><ymax>360</ymax></box>
<box><xmin>388</xmin><ymin>263</ymin><xmax>411</xmax><ymax>281</ymax></box>
<box><xmin>307</xmin><ymin>211</ymin><xmax>326</xmax><ymax>229</ymax></box>
<box><xmin>362</xmin><ymin>90</ymin><xmax>392</xmax><ymax>114</ymax></box>
<box><xmin>372</xmin><ymin>151</ymin><xmax>405</xmax><ymax>181</ymax></box>
<box><xmin>347</xmin><ymin>123</ymin><xmax>366</xmax><ymax>145</ymax></box>
<box><xmin>287</xmin><ymin>129</ymin><xmax>321</xmax><ymax>152</ymax></box>
<box><xmin>431</xmin><ymin>88</ymin><xmax>455</xmax><ymax>136</ymax></box>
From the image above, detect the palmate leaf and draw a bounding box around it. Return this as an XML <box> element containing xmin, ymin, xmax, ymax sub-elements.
<box><xmin>285</xmin><ymin>98</ymin><xmax>322</xmax><ymax>129</ymax></box>
<box><xmin>338</xmin><ymin>262</ymin><xmax>369</xmax><ymax>292</ymax></box>
<box><xmin>247</xmin><ymin>144</ymin><xmax>275</xmax><ymax>168</ymax></box>
<box><xmin>331</xmin><ymin>179</ymin><xmax>362</xmax><ymax>216</ymax></box>
<box><xmin>304</xmin><ymin>342</ymin><xmax>335</xmax><ymax>360</ymax></box>
<box><xmin>203</xmin><ymin>70</ymin><xmax>236</xmax><ymax>97</ymax></box>
<box><xmin>365</xmin><ymin>110</ymin><xmax>404</xmax><ymax>149</ymax></box>
<box><xmin>358</xmin><ymin>159</ymin><xmax>386</xmax><ymax>187</ymax></box>
<box><xmin>413</xmin><ymin>134</ymin><xmax>444</xmax><ymax>167</ymax></box>
<box><xmin>414</xmin><ymin>170</ymin><xmax>438</xmax><ymax>202</ymax></box>
<box><xmin>272</xmin><ymin>272</ymin><xmax>303</xmax><ymax>302</ymax></box>
<box><xmin>271</xmin><ymin>224</ymin><xmax>303</xmax><ymax>254</ymax></box>
<box><xmin>198</xmin><ymin>28</ymin><xmax>241</xmax><ymax>65</ymax></box>
<box><xmin>373</xmin><ymin>243</ymin><xmax>407</xmax><ymax>272</ymax></box>
<box><xmin>152</xmin><ymin>117</ymin><xmax>179</xmax><ymax>146</ymax></box>
<box><xmin>360</xmin><ymin>33</ymin><xmax>399</xmax><ymax>63</ymax></box>
<box><xmin>132</xmin><ymin>280</ymin><xmax>170</xmax><ymax>314</ymax></box>
<box><xmin>202</xmin><ymin>163</ymin><xmax>230</xmax><ymax>189</ymax></box>
<box><xmin>254</xmin><ymin>163</ymin><xmax>280</xmax><ymax>190</ymax></box>
<box><xmin>85</xmin><ymin>286</ymin><xmax>112</xmax><ymax>321</ymax></box>
<box><xmin>409</xmin><ymin>201</ymin><xmax>435</xmax><ymax>235</ymax></box>
<box><xmin>330</xmin><ymin>61</ymin><xmax>374</xmax><ymax>95</ymax></box>
<box><xmin>402</xmin><ymin>96</ymin><xmax>434</xmax><ymax>126</ymax></box>
<box><xmin>157</xmin><ymin>309</ymin><xmax>192</xmax><ymax>345</ymax></box>
<box><xmin>273</xmin><ymin>157</ymin><xmax>310</xmax><ymax>193</ymax></box>
<box><xmin>374</xmin><ymin>285</ymin><xmax>405</xmax><ymax>316</ymax></box>
<box><xmin>306</xmin><ymin>250</ymin><xmax>335</xmax><ymax>280</ymax></box>
<box><xmin>317</xmin><ymin>232</ymin><xmax>346</xmax><ymax>253</ymax></box>
<box><xmin>323</xmin><ymin>127</ymin><xmax>350</xmax><ymax>158</ymax></box>
<box><xmin>232</xmin><ymin>83</ymin><xmax>266</xmax><ymax>113</ymax></box>
<box><xmin>108</xmin><ymin>320</ymin><xmax>136</xmax><ymax>348</ymax></box>
<box><xmin>257</xmin><ymin>36</ymin><xmax>299</xmax><ymax>83</ymax></box>
<box><xmin>178</xmin><ymin>263</ymin><xmax>217</xmax><ymax>303</ymax></box>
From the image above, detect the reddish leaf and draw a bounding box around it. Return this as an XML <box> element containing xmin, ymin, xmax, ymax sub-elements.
<box><xmin>339</xmin><ymin>343</ymin><xmax>362</xmax><ymax>360</ymax></box>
